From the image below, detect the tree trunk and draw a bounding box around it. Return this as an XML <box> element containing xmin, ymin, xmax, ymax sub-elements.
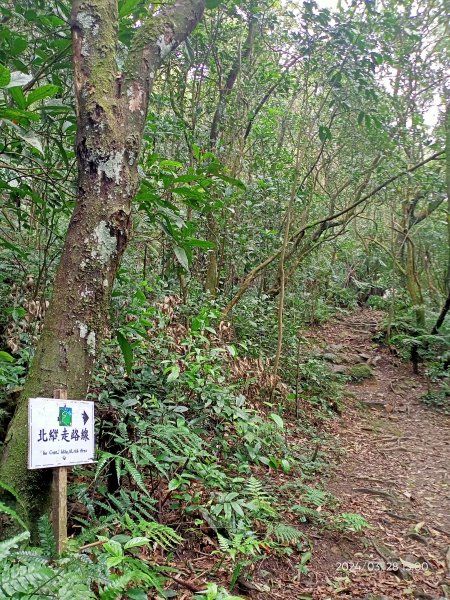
<box><xmin>0</xmin><ymin>0</ymin><xmax>204</xmax><ymax>534</ymax></box>
<box><xmin>204</xmin><ymin>14</ymin><xmax>256</xmax><ymax>297</ymax></box>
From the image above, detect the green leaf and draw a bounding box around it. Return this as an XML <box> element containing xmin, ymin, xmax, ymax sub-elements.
<box><xmin>14</xmin><ymin>128</ymin><xmax>43</xmax><ymax>153</ymax></box>
<box><xmin>167</xmin><ymin>365</ymin><xmax>180</xmax><ymax>383</ymax></box>
<box><xmin>168</xmin><ymin>478</ymin><xmax>182</xmax><ymax>491</ymax></box>
<box><xmin>318</xmin><ymin>125</ymin><xmax>332</xmax><ymax>142</ymax></box>
<box><xmin>301</xmin><ymin>550</ymin><xmax>312</xmax><ymax>565</ymax></box>
<box><xmin>231</xmin><ymin>501</ymin><xmax>245</xmax><ymax>517</ymax></box>
<box><xmin>174</xmin><ymin>246</ymin><xmax>189</xmax><ymax>271</ymax></box>
<box><xmin>0</xmin><ymin>351</ymin><xmax>14</xmax><ymax>362</ymax></box>
<box><xmin>205</xmin><ymin>0</ymin><xmax>222</xmax><ymax>8</ymax></box>
<box><xmin>10</xmin><ymin>36</ymin><xmax>28</xmax><ymax>56</ymax></box>
<box><xmin>0</xmin><ymin>108</ymin><xmax>40</xmax><ymax>122</ymax></box>
<box><xmin>269</xmin><ymin>413</ymin><xmax>284</xmax><ymax>429</ymax></box>
<box><xmin>104</xmin><ymin>539</ymin><xmax>124</xmax><ymax>557</ymax></box>
<box><xmin>0</xmin><ymin>531</ymin><xmax>30</xmax><ymax>561</ymax></box>
<box><xmin>9</xmin><ymin>86</ymin><xmax>26</xmax><ymax>109</ymax></box>
<box><xmin>281</xmin><ymin>459</ymin><xmax>291</xmax><ymax>473</ymax></box>
<box><xmin>26</xmin><ymin>84</ymin><xmax>59</xmax><ymax>107</ymax></box>
<box><xmin>106</xmin><ymin>555</ymin><xmax>123</xmax><ymax>568</ymax></box>
<box><xmin>185</xmin><ymin>238</ymin><xmax>215</xmax><ymax>249</ymax></box>
<box><xmin>0</xmin><ymin>236</ymin><xmax>29</xmax><ymax>258</ymax></box>
<box><xmin>119</xmin><ymin>0</ymin><xmax>140</xmax><ymax>17</ymax></box>
<box><xmin>124</xmin><ymin>536</ymin><xmax>149</xmax><ymax>549</ymax></box>
<box><xmin>159</xmin><ymin>159</ymin><xmax>183</xmax><ymax>169</ymax></box>
<box><xmin>0</xmin><ymin>64</ymin><xmax>11</xmax><ymax>87</ymax></box>
<box><xmin>213</xmin><ymin>173</ymin><xmax>246</xmax><ymax>190</ymax></box>
<box><xmin>0</xmin><ymin>500</ymin><xmax>28</xmax><ymax>530</ymax></box>
<box><xmin>127</xmin><ymin>590</ymin><xmax>149</xmax><ymax>600</ymax></box>
<box><xmin>184</xmin><ymin>38</ymin><xmax>195</xmax><ymax>64</ymax></box>
<box><xmin>227</xmin><ymin>344</ymin><xmax>237</xmax><ymax>358</ymax></box>
<box><xmin>117</xmin><ymin>331</ymin><xmax>133</xmax><ymax>376</ymax></box>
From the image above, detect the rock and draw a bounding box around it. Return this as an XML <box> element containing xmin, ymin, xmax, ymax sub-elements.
<box><xmin>368</xmin><ymin>355</ymin><xmax>382</xmax><ymax>366</ymax></box>
<box><xmin>359</xmin><ymin>352</ymin><xmax>371</xmax><ymax>361</ymax></box>
<box><xmin>413</xmin><ymin>592</ymin><xmax>434</xmax><ymax>600</ymax></box>
<box><xmin>329</xmin><ymin>343</ymin><xmax>344</xmax><ymax>352</ymax></box>
<box><xmin>348</xmin><ymin>364</ymin><xmax>374</xmax><ymax>381</ymax></box>
<box><xmin>331</xmin><ymin>365</ymin><xmax>349</xmax><ymax>375</ymax></box>
<box><xmin>323</xmin><ymin>352</ymin><xmax>339</xmax><ymax>363</ymax></box>
<box><xmin>342</xmin><ymin>353</ymin><xmax>364</xmax><ymax>365</ymax></box>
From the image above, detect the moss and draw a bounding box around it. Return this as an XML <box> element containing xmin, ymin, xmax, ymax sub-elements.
<box><xmin>348</xmin><ymin>364</ymin><xmax>374</xmax><ymax>382</ymax></box>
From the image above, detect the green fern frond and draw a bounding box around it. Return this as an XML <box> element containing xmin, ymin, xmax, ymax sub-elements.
<box><xmin>0</xmin><ymin>480</ymin><xmax>25</xmax><ymax>510</ymax></box>
<box><xmin>0</xmin><ymin>531</ymin><xmax>29</xmax><ymax>561</ymax></box>
<box><xmin>302</xmin><ymin>487</ymin><xmax>327</xmax><ymax>507</ymax></box>
<box><xmin>244</xmin><ymin>477</ymin><xmax>266</xmax><ymax>499</ymax></box>
<box><xmin>268</xmin><ymin>523</ymin><xmax>304</xmax><ymax>545</ymax></box>
<box><xmin>15</xmin><ymin>550</ymin><xmax>48</xmax><ymax>564</ymax></box>
<box><xmin>0</xmin><ymin>562</ymin><xmax>54</xmax><ymax>596</ymax></box>
<box><xmin>217</xmin><ymin>533</ymin><xmax>230</xmax><ymax>553</ymax></box>
<box><xmin>122</xmin><ymin>458</ymin><xmax>149</xmax><ymax>494</ymax></box>
<box><xmin>140</xmin><ymin>521</ymin><xmax>183</xmax><ymax>550</ymax></box>
<box><xmin>291</xmin><ymin>505</ymin><xmax>323</xmax><ymax>522</ymax></box>
<box><xmin>0</xmin><ymin>500</ymin><xmax>28</xmax><ymax>531</ymax></box>
<box><xmin>94</xmin><ymin>451</ymin><xmax>115</xmax><ymax>479</ymax></box>
<box><xmin>37</xmin><ymin>515</ymin><xmax>56</xmax><ymax>557</ymax></box>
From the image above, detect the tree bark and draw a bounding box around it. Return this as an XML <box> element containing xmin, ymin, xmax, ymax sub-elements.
<box><xmin>0</xmin><ymin>0</ymin><xmax>204</xmax><ymax>534</ymax></box>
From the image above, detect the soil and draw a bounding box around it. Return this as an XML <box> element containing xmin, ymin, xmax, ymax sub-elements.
<box><xmin>172</xmin><ymin>309</ymin><xmax>450</xmax><ymax>600</ymax></box>
<box><xmin>297</xmin><ymin>309</ymin><xmax>450</xmax><ymax>600</ymax></box>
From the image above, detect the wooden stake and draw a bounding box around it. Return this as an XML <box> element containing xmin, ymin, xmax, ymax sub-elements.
<box><xmin>52</xmin><ymin>388</ymin><xmax>67</xmax><ymax>553</ymax></box>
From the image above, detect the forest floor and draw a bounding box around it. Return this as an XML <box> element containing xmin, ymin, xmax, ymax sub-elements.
<box><xmin>172</xmin><ymin>309</ymin><xmax>450</xmax><ymax>600</ymax></box>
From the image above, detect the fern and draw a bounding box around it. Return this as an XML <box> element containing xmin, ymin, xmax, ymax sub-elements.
<box><xmin>0</xmin><ymin>480</ymin><xmax>28</xmax><ymax>530</ymax></box>
<box><xmin>291</xmin><ymin>504</ymin><xmax>323</xmax><ymax>523</ymax></box>
<box><xmin>244</xmin><ymin>477</ymin><xmax>267</xmax><ymax>500</ymax></box>
<box><xmin>127</xmin><ymin>516</ymin><xmax>183</xmax><ymax>550</ymax></box>
<box><xmin>37</xmin><ymin>567</ymin><xmax>95</xmax><ymax>600</ymax></box>
<box><xmin>37</xmin><ymin>515</ymin><xmax>56</xmax><ymax>558</ymax></box>
<box><xmin>216</xmin><ymin>531</ymin><xmax>261</xmax><ymax>560</ymax></box>
<box><xmin>90</xmin><ymin>488</ymin><xmax>157</xmax><ymax>526</ymax></box>
<box><xmin>0</xmin><ymin>562</ymin><xmax>55</xmax><ymax>597</ymax></box>
<box><xmin>243</xmin><ymin>476</ymin><xmax>277</xmax><ymax>517</ymax></box>
<box><xmin>268</xmin><ymin>523</ymin><xmax>304</xmax><ymax>545</ymax></box>
<box><xmin>333</xmin><ymin>512</ymin><xmax>372</xmax><ymax>532</ymax></box>
<box><xmin>302</xmin><ymin>486</ymin><xmax>328</xmax><ymax>507</ymax></box>
<box><xmin>0</xmin><ymin>531</ymin><xmax>30</xmax><ymax>561</ymax></box>
<box><xmin>217</xmin><ymin>532</ymin><xmax>231</xmax><ymax>553</ymax></box>
<box><xmin>0</xmin><ymin>500</ymin><xmax>28</xmax><ymax>531</ymax></box>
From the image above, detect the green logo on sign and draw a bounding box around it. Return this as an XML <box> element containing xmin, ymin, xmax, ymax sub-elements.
<box><xmin>58</xmin><ymin>406</ymin><xmax>72</xmax><ymax>427</ymax></box>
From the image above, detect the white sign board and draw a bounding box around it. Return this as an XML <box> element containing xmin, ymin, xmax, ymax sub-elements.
<box><xmin>28</xmin><ymin>398</ymin><xmax>95</xmax><ymax>469</ymax></box>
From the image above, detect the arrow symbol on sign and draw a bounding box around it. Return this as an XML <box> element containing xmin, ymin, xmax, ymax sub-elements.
<box><xmin>82</xmin><ymin>411</ymin><xmax>89</xmax><ymax>425</ymax></box>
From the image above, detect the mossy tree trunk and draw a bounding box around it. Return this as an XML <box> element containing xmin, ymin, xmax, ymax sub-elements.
<box><xmin>0</xmin><ymin>0</ymin><xmax>204</xmax><ymax>533</ymax></box>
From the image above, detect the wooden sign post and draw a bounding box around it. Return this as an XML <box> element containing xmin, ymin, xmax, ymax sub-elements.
<box><xmin>52</xmin><ymin>388</ymin><xmax>68</xmax><ymax>554</ymax></box>
<box><xmin>28</xmin><ymin>391</ymin><xmax>95</xmax><ymax>554</ymax></box>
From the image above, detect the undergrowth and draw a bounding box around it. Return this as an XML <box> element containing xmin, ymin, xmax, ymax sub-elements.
<box><xmin>0</xmin><ymin>283</ymin><xmax>363</xmax><ymax>597</ymax></box>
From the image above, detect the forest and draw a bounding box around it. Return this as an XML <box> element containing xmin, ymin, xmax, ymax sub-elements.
<box><xmin>0</xmin><ymin>0</ymin><xmax>449</xmax><ymax>598</ymax></box>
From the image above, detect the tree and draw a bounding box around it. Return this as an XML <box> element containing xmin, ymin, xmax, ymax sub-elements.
<box><xmin>1</xmin><ymin>0</ymin><xmax>205</xmax><ymax>531</ymax></box>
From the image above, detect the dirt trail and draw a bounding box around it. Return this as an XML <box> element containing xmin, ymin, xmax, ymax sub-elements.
<box><xmin>306</xmin><ymin>308</ymin><xmax>450</xmax><ymax>600</ymax></box>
